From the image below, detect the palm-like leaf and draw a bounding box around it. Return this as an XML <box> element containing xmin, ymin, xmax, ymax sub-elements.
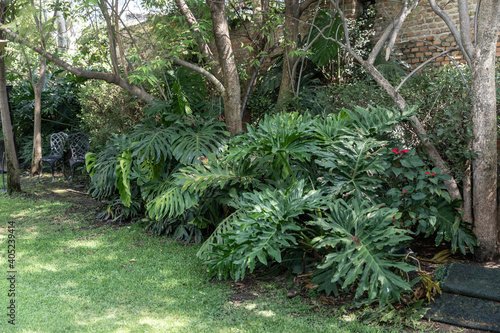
<box><xmin>116</xmin><ymin>151</ymin><xmax>133</xmax><ymax>207</ymax></box>
<box><xmin>310</xmin><ymin>199</ymin><xmax>415</xmax><ymax>305</ymax></box>
<box><xmin>309</xmin><ymin>11</ymin><xmax>343</xmax><ymax>67</ymax></box>
<box><xmin>344</xmin><ymin>105</ymin><xmax>415</xmax><ymax>137</ymax></box>
<box><xmin>203</xmin><ymin>180</ymin><xmax>326</xmax><ymax>280</ymax></box>
<box><xmin>175</xmin><ymin>155</ymin><xmax>261</xmax><ymax>193</ymax></box>
<box><xmin>432</xmin><ymin>200</ymin><xmax>479</xmax><ymax>254</ymax></box>
<box><xmin>145</xmin><ymin>174</ymin><xmax>199</xmax><ymax>220</ymax></box>
<box><xmin>129</xmin><ymin>125</ymin><xmax>173</xmax><ymax>164</ymax></box>
<box><xmin>316</xmin><ymin>138</ymin><xmax>387</xmax><ymax>199</ymax></box>
<box><xmin>312</xmin><ymin>111</ymin><xmax>352</xmax><ymax>145</ymax></box>
<box><xmin>169</xmin><ymin>120</ymin><xmax>229</xmax><ymax>165</ymax></box>
<box><xmin>87</xmin><ymin>134</ymin><xmax>130</xmax><ymax>200</ymax></box>
<box><xmin>225</xmin><ymin>112</ymin><xmax>318</xmax><ymax>179</ymax></box>
<box><xmin>197</xmin><ymin>209</ymin><xmax>242</xmax><ymax>261</ymax></box>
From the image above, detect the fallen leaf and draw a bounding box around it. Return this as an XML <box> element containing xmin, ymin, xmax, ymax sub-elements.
<box><xmin>88</xmin><ymin>251</ymin><xmax>93</xmax><ymax>254</ymax></box>
<box><xmin>129</xmin><ymin>259</ymin><xmax>136</xmax><ymax>262</ymax></box>
<box><xmin>121</xmin><ymin>265</ymin><xmax>126</xmax><ymax>267</ymax></box>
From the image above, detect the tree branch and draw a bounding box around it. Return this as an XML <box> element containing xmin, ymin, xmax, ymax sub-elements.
<box><xmin>171</xmin><ymin>57</ymin><xmax>225</xmax><ymax>93</ymax></box>
<box><xmin>0</xmin><ymin>24</ymin><xmax>155</xmax><ymax>101</ymax></box>
<box><xmin>457</xmin><ymin>0</ymin><xmax>475</xmax><ymax>54</ymax></box>
<box><xmin>299</xmin><ymin>0</ymin><xmax>317</xmax><ymax>16</ymax></box>
<box><xmin>428</xmin><ymin>0</ymin><xmax>472</xmax><ymax>67</ymax></box>
<box><xmin>311</xmin><ymin>2</ymin><xmax>463</xmax><ymax>201</ymax></box>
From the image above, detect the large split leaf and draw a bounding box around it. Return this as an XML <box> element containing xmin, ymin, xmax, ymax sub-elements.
<box><xmin>310</xmin><ymin>199</ymin><xmax>415</xmax><ymax>305</ymax></box>
<box><xmin>169</xmin><ymin>120</ymin><xmax>229</xmax><ymax>165</ymax></box>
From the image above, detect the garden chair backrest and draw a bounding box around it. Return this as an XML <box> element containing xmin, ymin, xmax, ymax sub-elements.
<box><xmin>68</xmin><ymin>132</ymin><xmax>90</xmax><ymax>161</ymax></box>
<box><xmin>49</xmin><ymin>132</ymin><xmax>68</xmax><ymax>157</ymax></box>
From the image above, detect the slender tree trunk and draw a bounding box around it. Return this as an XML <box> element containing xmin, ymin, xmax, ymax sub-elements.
<box><xmin>0</xmin><ymin>52</ymin><xmax>21</xmax><ymax>194</ymax></box>
<box><xmin>207</xmin><ymin>0</ymin><xmax>242</xmax><ymax>135</ymax></box>
<box><xmin>55</xmin><ymin>10</ymin><xmax>68</xmax><ymax>52</ymax></box>
<box><xmin>470</xmin><ymin>0</ymin><xmax>500</xmax><ymax>260</ymax></box>
<box><xmin>30</xmin><ymin>57</ymin><xmax>46</xmax><ymax>177</ymax></box>
<box><xmin>277</xmin><ymin>0</ymin><xmax>299</xmax><ymax>108</ymax></box>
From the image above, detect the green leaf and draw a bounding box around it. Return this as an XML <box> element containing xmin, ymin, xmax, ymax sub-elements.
<box><xmin>116</xmin><ymin>151</ymin><xmax>133</xmax><ymax>207</ymax></box>
<box><xmin>169</xmin><ymin>120</ymin><xmax>228</xmax><ymax>165</ymax></box>
<box><xmin>310</xmin><ymin>199</ymin><xmax>415</xmax><ymax>304</ymax></box>
<box><xmin>309</xmin><ymin>11</ymin><xmax>343</xmax><ymax>67</ymax></box>
<box><xmin>411</xmin><ymin>193</ymin><xmax>426</xmax><ymax>200</ymax></box>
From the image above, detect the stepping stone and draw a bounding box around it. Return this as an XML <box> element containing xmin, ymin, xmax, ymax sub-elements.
<box><xmin>424</xmin><ymin>263</ymin><xmax>500</xmax><ymax>332</ymax></box>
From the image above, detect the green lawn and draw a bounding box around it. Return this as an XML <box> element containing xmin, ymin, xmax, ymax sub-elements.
<box><xmin>0</xmin><ymin>178</ymin><xmax>421</xmax><ymax>332</ymax></box>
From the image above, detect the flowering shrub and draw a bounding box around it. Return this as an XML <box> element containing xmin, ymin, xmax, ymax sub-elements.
<box><xmin>381</xmin><ymin>149</ymin><xmax>477</xmax><ymax>253</ymax></box>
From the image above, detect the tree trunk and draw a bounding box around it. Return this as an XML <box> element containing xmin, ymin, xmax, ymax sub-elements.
<box><xmin>207</xmin><ymin>0</ymin><xmax>242</xmax><ymax>135</ymax></box>
<box><xmin>0</xmin><ymin>52</ymin><xmax>21</xmax><ymax>194</ymax></box>
<box><xmin>470</xmin><ymin>0</ymin><xmax>500</xmax><ymax>260</ymax></box>
<box><xmin>55</xmin><ymin>10</ymin><xmax>68</xmax><ymax>52</ymax></box>
<box><xmin>277</xmin><ymin>0</ymin><xmax>299</xmax><ymax>108</ymax></box>
<box><xmin>31</xmin><ymin>57</ymin><xmax>46</xmax><ymax>177</ymax></box>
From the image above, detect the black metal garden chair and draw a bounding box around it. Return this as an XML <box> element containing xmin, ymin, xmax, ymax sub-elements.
<box><xmin>37</xmin><ymin>132</ymin><xmax>68</xmax><ymax>182</ymax></box>
<box><xmin>68</xmin><ymin>132</ymin><xmax>90</xmax><ymax>184</ymax></box>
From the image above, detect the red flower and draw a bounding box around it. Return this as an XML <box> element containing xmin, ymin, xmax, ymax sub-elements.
<box><xmin>392</xmin><ymin>217</ymin><xmax>396</xmax><ymax>222</ymax></box>
<box><xmin>402</xmin><ymin>190</ymin><xmax>408</xmax><ymax>193</ymax></box>
<box><xmin>391</xmin><ymin>148</ymin><xmax>410</xmax><ymax>154</ymax></box>
<box><xmin>425</xmin><ymin>172</ymin><xmax>431</xmax><ymax>175</ymax></box>
<box><xmin>425</xmin><ymin>172</ymin><xmax>436</xmax><ymax>177</ymax></box>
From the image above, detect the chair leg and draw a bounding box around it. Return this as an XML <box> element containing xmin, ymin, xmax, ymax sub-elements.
<box><xmin>61</xmin><ymin>160</ymin><xmax>68</xmax><ymax>181</ymax></box>
<box><xmin>70</xmin><ymin>164</ymin><xmax>75</xmax><ymax>184</ymax></box>
<box><xmin>50</xmin><ymin>163</ymin><xmax>56</xmax><ymax>183</ymax></box>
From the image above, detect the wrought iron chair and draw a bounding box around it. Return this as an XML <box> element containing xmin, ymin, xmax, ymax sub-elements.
<box><xmin>37</xmin><ymin>132</ymin><xmax>68</xmax><ymax>182</ymax></box>
<box><xmin>68</xmin><ymin>132</ymin><xmax>90</xmax><ymax>184</ymax></box>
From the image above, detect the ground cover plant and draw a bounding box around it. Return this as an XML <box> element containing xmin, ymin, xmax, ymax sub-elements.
<box><xmin>85</xmin><ymin>99</ymin><xmax>478</xmax><ymax>309</ymax></box>
<box><xmin>0</xmin><ymin>177</ymin><xmax>429</xmax><ymax>332</ymax></box>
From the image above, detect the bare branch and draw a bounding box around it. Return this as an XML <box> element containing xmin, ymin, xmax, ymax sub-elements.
<box><xmin>175</xmin><ymin>0</ymin><xmax>219</xmax><ymax>71</ymax></box>
<box><xmin>384</xmin><ymin>0</ymin><xmax>419</xmax><ymax>61</ymax></box>
<box><xmin>171</xmin><ymin>58</ymin><xmax>225</xmax><ymax>94</ymax></box>
<box><xmin>457</xmin><ymin>0</ymin><xmax>474</xmax><ymax>53</ymax></box>
<box><xmin>395</xmin><ymin>46</ymin><xmax>459</xmax><ymax>92</ymax></box>
<box><xmin>428</xmin><ymin>0</ymin><xmax>472</xmax><ymax>67</ymax></box>
<box><xmin>0</xmin><ymin>23</ymin><xmax>154</xmax><ymax>101</ymax></box>
<box><xmin>309</xmin><ymin>3</ymin><xmax>463</xmax><ymax>201</ymax></box>
<box><xmin>299</xmin><ymin>0</ymin><xmax>317</xmax><ymax>16</ymax></box>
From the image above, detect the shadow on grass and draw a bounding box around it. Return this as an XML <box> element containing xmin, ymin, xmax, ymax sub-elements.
<box><xmin>0</xmin><ymin>178</ymin><xmax>400</xmax><ymax>333</ymax></box>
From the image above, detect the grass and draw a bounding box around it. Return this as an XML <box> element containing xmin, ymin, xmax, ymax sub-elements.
<box><xmin>0</xmin><ymin>176</ymin><xmax>422</xmax><ymax>332</ymax></box>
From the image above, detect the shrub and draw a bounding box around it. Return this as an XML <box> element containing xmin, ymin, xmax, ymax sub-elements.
<box><xmin>78</xmin><ymin>80</ymin><xmax>145</xmax><ymax>148</ymax></box>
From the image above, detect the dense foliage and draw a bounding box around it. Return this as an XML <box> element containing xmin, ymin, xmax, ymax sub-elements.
<box><xmin>86</xmin><ymin>98</ymin><xmax>478</xmax><ymax>306</ymax></box>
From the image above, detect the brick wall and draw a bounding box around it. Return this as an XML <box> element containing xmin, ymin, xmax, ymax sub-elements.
<box><xmin>209</xmin><ymin>0</ymin><xmax>497</xmax><ymax>70</ymax></box>
<box><xmin>372</xmin><ymin>0</ymin><xmax>500</xmax><ymax>67</ymax></box>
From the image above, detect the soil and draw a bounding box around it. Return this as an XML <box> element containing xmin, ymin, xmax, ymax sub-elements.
<box><xmin>17</xmin><ymin>172</ymin><xmax>500</xmax><ymax>332</ymax></box>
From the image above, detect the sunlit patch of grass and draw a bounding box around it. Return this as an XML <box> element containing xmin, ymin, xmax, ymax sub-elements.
<box><xmin>0</xmin><ymin>183</ymin><xmax>427</xmax><ymax>333</ymax></box>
